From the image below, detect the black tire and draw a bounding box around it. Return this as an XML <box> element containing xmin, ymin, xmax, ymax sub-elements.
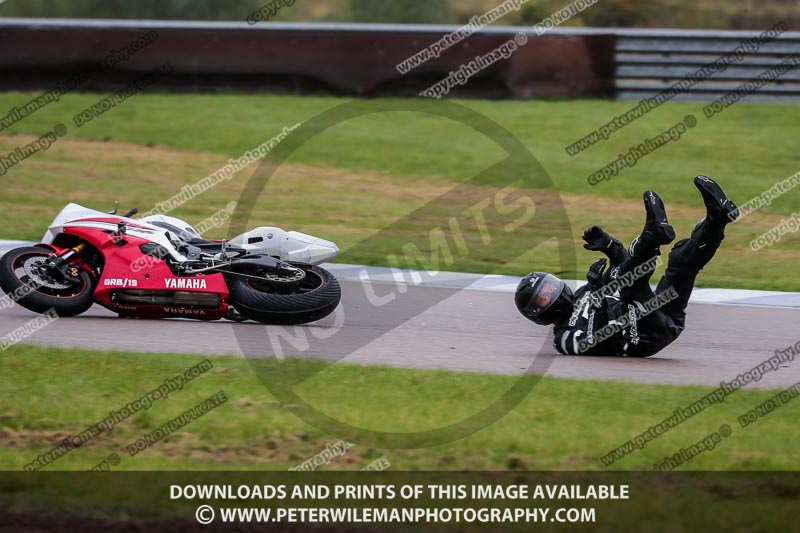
<box><xmin>228</xmin><ymin>265</ymin><xmax>341</xmax><ymax>325</ymax></box>
<box><xmin>0</xmin><ymin>247</ymin><xmax>96</xmax><ymax>317</ymax></box>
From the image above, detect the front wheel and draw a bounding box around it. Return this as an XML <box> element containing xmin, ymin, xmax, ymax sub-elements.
<box><xmin>0</xmin><ymin>247</ymin><xmax>96</xmax><ymax>317</ymax></box>
<box><xmin>228</xmin><ymin>264</ymin><xmax>341</xmax><ymax>325</ymax></box>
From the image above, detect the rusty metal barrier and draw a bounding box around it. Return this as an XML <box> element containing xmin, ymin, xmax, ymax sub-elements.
<box><xmin>0</xmin><ymin>19</ymin><xmax>616</xmax><ymax>99</ymax></box>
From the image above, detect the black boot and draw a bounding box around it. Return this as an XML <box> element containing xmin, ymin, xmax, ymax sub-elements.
<box><xmin>694</xmin><ymin>175</ymin><xmax>739</xmax><ymax>225</ymax></box>
<box><xmin>630</xmin><ymin>190</ymin><xmax>675</xmax><ymax>258</ymax></box>
<box><xmin>643</xmin><ymin>189</ymin><xmax>676</xmax><ymax>243</ymax></box>
<box><xmin>643</xmin><ymin>190</ymin><xmax>676</xmax><ymax>245</ymax></box>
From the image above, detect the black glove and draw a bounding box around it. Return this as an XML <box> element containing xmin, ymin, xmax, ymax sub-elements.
<box><xmin>586</xmin><ymin>258</ymin><xmax>607</xmax><ymax>289</ymax></box>
<box><xmin>582</xmin><ymin>226</ymin><xmax>613</xmax><ymax>252</ymax></box>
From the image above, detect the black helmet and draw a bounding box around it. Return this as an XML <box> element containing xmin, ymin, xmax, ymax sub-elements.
<box><xmin>514</xmin><ymin>272</ymin><xmax>574</xmax><ymax>326</ymax></box>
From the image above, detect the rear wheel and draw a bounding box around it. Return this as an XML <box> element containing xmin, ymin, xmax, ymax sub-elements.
<box><xmin>228</xmin><ymin>264</ymin><xmax>341</xmax><ymax>325</ymax></box>
<box><xmin>0</xmin><ymin>247</ymin><xmax>96</xmax><ymax>317</ymax></box>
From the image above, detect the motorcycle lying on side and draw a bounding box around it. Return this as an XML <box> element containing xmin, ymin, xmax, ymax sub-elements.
<box><xmin>0</xmin><ymin>203</ymin><xmax>341</xmax><ymax>325</ymax></box>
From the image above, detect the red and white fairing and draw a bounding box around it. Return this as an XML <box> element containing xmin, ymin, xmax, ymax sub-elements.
<box><xmin>1</xmin><ymin>202</ymin><xmax>342</xmax><ymax>325</ymax></box>
<box><xmin>39</xmin><ymin>204</ymin><xmax>228</xmax><ymax>319</ymax></box>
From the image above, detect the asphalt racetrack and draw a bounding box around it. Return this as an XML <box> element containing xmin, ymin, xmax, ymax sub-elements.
<box><xmin>2</xmin><ymin>273</ymin><xmax>798</xmax><ymax>390</ymax></box>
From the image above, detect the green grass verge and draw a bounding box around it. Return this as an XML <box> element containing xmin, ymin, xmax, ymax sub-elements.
<box><xmin>1</xmin><ymin>345</ymin><xmax>797</xmax><ymax>471</ymax></box>
<box><xmin>1</xmin><ymin>92</ymin><xmax>798</xmax><ymax>290</ymax></box>
<box><xmin>2</xmin><ymin>92</ymin><xmax>799</xmax><ymax>210</ymax></box>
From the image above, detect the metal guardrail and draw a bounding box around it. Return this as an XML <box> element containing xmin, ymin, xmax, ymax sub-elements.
<box><xmin>614</xmin><ymin>29</ymin><xmax>800</xmax><ymax>102</ymax></box>
<box><xmin>0</xmin><ymin>19</ymin><xmax>799</xmax><ymax>102</ymax></box>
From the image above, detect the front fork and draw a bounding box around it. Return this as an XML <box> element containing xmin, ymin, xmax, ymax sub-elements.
<box><xmin>47</xmin><ymin>243</ymin><xmax>87</xmax><ymax>285</ymax></box>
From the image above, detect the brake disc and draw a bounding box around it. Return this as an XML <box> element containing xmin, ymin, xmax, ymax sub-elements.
<box><xmin>22</xmin><ymin>256</ymin><xmax>71</xmax><ymax>290</ymax></box>
<box><xmin>261</xmin><ymin>266</ymin><xmax>306</xmax><ymax>284</ymax></box>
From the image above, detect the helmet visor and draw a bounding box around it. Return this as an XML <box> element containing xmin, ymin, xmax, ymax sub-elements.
<box><xmin>526</xmin><ymin>274</ymin><xmax>566</xmax><ymax>317</ymax></box>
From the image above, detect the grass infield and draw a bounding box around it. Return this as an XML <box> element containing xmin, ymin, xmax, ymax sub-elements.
<box><xmin>1</xmin><ymin>345</ymin><xmax>797</xmax><ymax>471</ymax></box>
